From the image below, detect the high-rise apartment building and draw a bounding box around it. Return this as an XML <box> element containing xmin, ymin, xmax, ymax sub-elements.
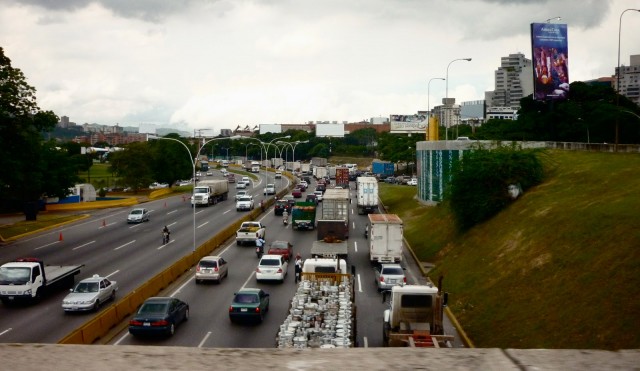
<box><xmin>485</xmin><ymin>53</ymin><xmax>533</xmax><ymax>110</ymax></box>
<box><xmin>615</xmin><ymin>54</ymin><xmax>640</xmax><ymax>106</ymax></box>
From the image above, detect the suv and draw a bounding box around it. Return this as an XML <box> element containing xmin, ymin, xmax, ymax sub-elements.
<box><xmin>264</xmin><ymin>183</ymin><xmax>276</xmax><ymax>195</ymax></box>
<box><xmin>236</xmin><ymin>195</ymin><xmax>255</xmax><ymax>211</ymax></box>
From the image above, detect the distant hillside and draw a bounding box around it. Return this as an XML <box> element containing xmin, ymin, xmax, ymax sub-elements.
<box><xmin>379</xmin><ymin>150</ymin><xmax>640</xmax><ymax>349</ymax></box>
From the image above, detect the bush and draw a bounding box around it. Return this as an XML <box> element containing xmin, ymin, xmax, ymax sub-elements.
<box><xmin>448</xmin><ymin>144</ymin><xmax>545</xmax><ymax>230</ymax></box>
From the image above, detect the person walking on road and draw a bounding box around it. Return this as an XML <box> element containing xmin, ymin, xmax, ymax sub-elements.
<box><xmin>294</xmin><ymin>254</ymin><xmax>303</xmax><ymax>283</ymax></box>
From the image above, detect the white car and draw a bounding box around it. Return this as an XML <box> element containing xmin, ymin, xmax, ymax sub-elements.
<box><xmin>274</xmin><ymin>171</ymin><xmax>282</xmax><ymax>179</ymax></box>
<box><xmin>127</xmin><ymin>208</ymin><xmax>150</xmax><ymax>223</ymax></box>
<box><xmin>195</xmin><ymin>256</ymin><xmax>228</xmax><ymax>284</ymax></box>
<box><xmin>256</xmin><ymin>254</ymin><xmax>288</xmax><ymax>283</ymax></box>
<box><xmin>236</xmin><ymin>181</ymin><xmax>247</xmax><ymax>189</ymax></box>
<box><xmin>235</xmin><ymin>190</ymin><xmax>248</xmax><ymax>201</ymax></box>
<box><xmin>407</xmin><ymin>178</ymin><xmax>418</xmax><ymax>186</ymax></box>
<box><xmin>241</xmin><ymin>176</ymin><xmax>251</xmax><ymax>186</ymax></box>
<box><xmin>313</xmin><ymin>190</ymin><xmax>324</xmax><ymax>202</ymax></box>
<box><xmin>264</xmin><ymin>183</ymin><xmax>276</xmax><ymax>195</ymax></box>
<box><xmin>62</xmin><ymin>274</ymin><xmax>118</xmax><ymax>312</ymax></box>
<box><xmin>236</xmin><ymin>195</ymin><xmax>255</xmax><ymax>211</ymax></box>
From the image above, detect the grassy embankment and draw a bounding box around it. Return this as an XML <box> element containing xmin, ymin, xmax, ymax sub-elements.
<box><xmin>376</xmin><ymin>150</ymin><xmax>640</xmax><ymax>350</ymax></box>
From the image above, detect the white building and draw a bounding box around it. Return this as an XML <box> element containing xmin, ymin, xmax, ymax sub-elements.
<box><xmin>485</xmin><ymin>53</ymin><xmax>533</xmax><ymax>110</ymax></box>
<box><xmin>615</xmin><ymin>54</ymin><xmax>640</xmax><ymax>107</ymax></box>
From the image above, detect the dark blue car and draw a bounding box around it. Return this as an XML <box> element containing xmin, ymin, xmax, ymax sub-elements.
<box><xmin>128</xmin><ymin>297</ymin><xmax>189</xmax><ymax>337</ymax></box>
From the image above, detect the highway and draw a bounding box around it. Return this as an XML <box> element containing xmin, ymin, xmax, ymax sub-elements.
<box><xmin>0</xmin><ymin>170</ymin><xmax>459</xmax><ymax>347</ymax></box>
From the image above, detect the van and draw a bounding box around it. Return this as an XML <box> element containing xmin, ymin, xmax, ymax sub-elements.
<box><xmin>221</xmin><ymin>160</ymin><xmax>230</xmax><ymax>167</ymax></box>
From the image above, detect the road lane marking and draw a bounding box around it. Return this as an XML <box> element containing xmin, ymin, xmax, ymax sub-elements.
<box><xmin>363</xmin><ymin>336</ymin><xmax>368</xmax><ymax>348</ymax></box>
<box><xmin>106</xmin><ymin>270</ymin><xmax>119</xmax><ymax>278</ymax></box>
<box><xmin>241</xmin><ymin>270</ymin><xmax>257</xmax><ymax>290</ymax></box>
<box><xmin>198</xmin><ymin>331</ymin><xmax>212</xmax><ymax>348</ymax></box>
<box><xmin>354</xmin><ymin>241</ymin><xmax>358</xmax><ymax>253</ymax></box>
<box><xmin>72</xmin><ymin>240</ymin><xmax>96</xmax><ymax>251</ymax></box>
<box><xmin>197</xmin><ymin>221</ymin><xmax>209</xmax><ymax>229</ymax></box>
<box><xmin>352</xmin><ymin>221</ymin><xmax>356</xmax><ymax>229</ymax></box>
<box><xmin>0</xmin><ymin>328</ymin><xmax>12</xmax><ymax>336</ymax></box>
<box><xmin>167</xmin><ymin>209</ymin><xmax>178</xmax><ymax>215</ymax></box>
<box><xmin>114</xmin><ymin>332</ymin><xmax>128</xmax><ymax>345</ymax></box>
<box><xmin>34</xmin><ymin>241</ymin><xmax>61</xmax><ymax>250</ymax></box>
<box><xmin>171</xmin><ymin>275</ymin><xmax>192</xmax><ymax>296</ymax></box>
<box><xmin>357</xmin><ymin>273</ymin><xmax>363</xmax><ymax>292</ymax></box>
<box><xmin>157</xmin><ymin>240</ymin><xmax>174</xmax><ymax>250</ymax></box>
<box><xmin>114</xmin><ymin>240</ymin><xmax>136</xmax><ymax>250</ymax></box>
<box><xmin>223</xmin><ymin>210</ymin><xmax>231</xmax><ymax>214</ymax></box>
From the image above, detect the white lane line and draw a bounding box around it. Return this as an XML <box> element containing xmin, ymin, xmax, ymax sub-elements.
<box><xmin>357</xmin><ymin>273</ymin><xmax>363</xmax><ymax>292</ymax></box>
<box><xmin>223</xmin><ymin>210</ymin><xmax>231</xmax><ymax>214</ymax></box>
<box><xmin>106</xmin><ymin>270</ymin><xmax>119</xmax><ymax>278</ymax></box>
<box><xmin>167</xmin><ymin>209</ymin><xmax>178</xmax><ymax>215</ymax></box>
<box><xmin>72</xmin><ymin>240</ymin><xmax>96</xmax><ymax>251</ymax></box>
<box><xmin>354</xmin><ymin>241</ymin><xmax>358</xmax><ymax>253</ymax></box>
<box><xmin>363</xmin><ymin>337</ymin><xmax>368</xmax><ymax>348</ymax></box>
<box><xmin>170</xmin><ymin>275</ymin><xmax>192</xmax><ymax>296</ymax></box>
<box><xmin>240</xmin><ymin>270</ymin><xmax>257</xmax><ymax>290</ymax></box>
<box><xmin>198</xmin><ymin>331</ymin><xmax>212</xmax><ymax>348</ymax></box>
<box><xmin>352</xmin><ymin>221</ymin><xmax>356</xmax><ymax>229</ymax></box>
<box><xmin>157</xmin><ymin>240</ymin><xmax>174</xmax><ymax>250</ymax></box>
<box><xmin>0</xmin><ymin>328</ymin><xmax>12</xmax><ymax>336</ymax></box>
<box><xmin>197</xmin><ymin>221</ymin><xmax>209</xmax><ymax>229</ymax></box>
<box><xmin>34</xmin><ymin>241</ymin><xmax>61</xmax><ymax>250</ymax></box>
<box><xmin>114</xmin><ymin>240</ymin><xmax>136</xmax><ymax>251</ymax></box>
<box><xmin>114</xmin><ymin>332</ymin><xmax>128</xmax><ymax>345</ymax></box>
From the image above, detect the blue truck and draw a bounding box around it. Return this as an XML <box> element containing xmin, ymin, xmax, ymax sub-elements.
<box><xmin>372</xmin><ymin>160</ymin><xmax>394</xmax><ymax>178</ymax></box>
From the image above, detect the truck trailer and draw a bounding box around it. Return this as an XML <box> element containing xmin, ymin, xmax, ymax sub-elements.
<box><xmin>317</xmin><ymin>188</ymin><xmax>350</xmax><ymax>240</ymax></box>
<box><xmin>368</xmin><ymin>214</ymin><xmax>403</xmax><ymax>263</ymax></box>
<box><xmin>291</xmin><ymin>202</ymin><xmax>316</xmax><ymax>230</ymax></box>
<box><xmin>335</xmin><ymin>167</ymin><xmax>350</xmax><ymax>188</ymax></box>
<box><xmin>191</xmin><ymin>179</ymin><xmax>229</xmax><ymax>206</ymax></box>
<box><xmin>372</xmin><ymin>160</ymin><xmax>394</xmax><ymax>178</ymax></box>
<box><xmin>356</xmin><ymin>176</ymin><xmax>379</xmax><ymax>214</ymax></box>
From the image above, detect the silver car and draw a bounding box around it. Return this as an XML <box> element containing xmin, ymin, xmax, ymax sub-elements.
<box><xmin>374</xmin><ymin>264</ymin><xmax>406</xmax><ymax>292</ymax></box>
<box><xmin>62</xmin><ymin>274</ymin><xmax>118</xmax><ymax>312</ymax></box>
<box><xmin>127</xmin><ymin>208</ymin><xmax>150</xmax><ymax>223</ymax></box>
<box><xmin>195</xmin><ymin>256</ymin><xmax>228</xmax><ymax>284</ymax></box>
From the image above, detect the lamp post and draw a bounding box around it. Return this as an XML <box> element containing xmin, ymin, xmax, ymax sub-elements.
<box><xmin>147</xmin><ymin>134</ymin><xmax>240</xmax><ymax>252</ymax></box>
<box><xmin>545</xmin><ymin>16</ymin><xmax>562</xmax><ymax>23</ymax></box>
<box><xmin>278</xmin><ymin>140</ymin><xmax>308</xmax><ymax>165</ymax></box>
<box><xmin>445</xmin><ymin>58</ymin><xmax>472</xmax><ymax>141</ymax></box>
<box><xmin>616</xmin><ymin>8</ymin><xmax>640</xmax><ymax>150</ymax></box>
<box><xmin>428</xmin><ymin>77</ymin><xmax>445</xmax><ymax>140</ymax></box>
<box><xmin>244</xmin><ymin>135</ymin><xmax>290</xmax><ymax>195</ymax></box>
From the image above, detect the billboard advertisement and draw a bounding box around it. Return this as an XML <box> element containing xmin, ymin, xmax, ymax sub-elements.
<box><xmin>316</xmin><ymin>123</ymin><xmax>345</xmax><ymax>137</ymax></box>
<box><xmin>390</xmin><ymin>114</ymin><xmax>428</xmax><ymax>134</ymax></box>
<box><xmin>530</xmin><ymin>23</ymin><xmax>569</xmax><ymax>101</ymax></box>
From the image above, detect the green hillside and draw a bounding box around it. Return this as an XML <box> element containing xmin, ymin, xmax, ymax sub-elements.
<box><xmin>378</xmin><ymin>150</ymin><xmax>640</xmax><ymax>350</ymax></box>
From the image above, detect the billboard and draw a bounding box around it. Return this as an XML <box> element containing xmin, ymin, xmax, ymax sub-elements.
<box><xmin>260</xmin><ymin>124</ymin><xmax>282</xmax><ymax>134</ymax></box>
<box><xmin>316</xmin><ymin>123</ymin><xmax>345</xmax><ymax>137</ymax></box>
<box><xmin>390</xmin><ymin>114</ymin><xmax>428</xmax><ymax>134</ymax></box>
<box><xmin>530</xmin><ymin>23</ymin><xmax>569</xmax><ymax>101</ymax></box>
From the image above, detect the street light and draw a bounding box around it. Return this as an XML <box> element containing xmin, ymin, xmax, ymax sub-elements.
<box><xmin>277</xmin><ymin>140</ymin><xmax>308</xmax><ymax>166</ymax></box>
<box><xmin>616</xmin><ymin>8</ymin><xmax>640</xmax><ymax>149</ymax></box>
<box><xmin>244</xmin><ymin>143</ymin><xmax>257</xmax><ymax>162</ymax></box>
<box><xmin>147</xmin><ymin>134</ymin><xmax>240</xmax><ymax>252</ymax></box>
<box><xmin>243</xmin><ymin>135</ymin><xmax>290</xmax><ymax>197</ymax></box>
<box><xmin>428</xmin><ymin>77</ymin><xmax>445</xmax><ymax>140</ymax></box>
<box><xmin>545</xmin><ymin>16</ymin><xmax>562</xmax><ymax>23</ymax></box>
<box><xmin>445</xmin><ymin>58</ymin><xmax>472</xmax><ymax>141</ymax></box>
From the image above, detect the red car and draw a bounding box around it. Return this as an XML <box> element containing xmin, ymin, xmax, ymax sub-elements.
<box><xmin>292</xmin><ymin>189</ymin><xmax>302</xmax><ymax>198</ymax></box>
<box><xmin>267</xmin><ymin>240</ymin><xmax>293</xmax><ymax>261</ymax></box>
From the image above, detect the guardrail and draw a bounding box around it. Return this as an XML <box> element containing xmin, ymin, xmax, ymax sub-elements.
<box><xmin>58</xmin><ymin>168</ymin><xmax>297</xmax><ymax>344</ymax></box>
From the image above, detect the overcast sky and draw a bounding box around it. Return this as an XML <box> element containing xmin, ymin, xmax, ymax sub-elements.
<box><xmin>2</xmin><ymin>0</ymin><xmax>639</xmax><ymax>135</ymax></box>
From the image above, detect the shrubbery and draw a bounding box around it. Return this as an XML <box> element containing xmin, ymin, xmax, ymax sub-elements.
<box><xmin>448</xmin><ymin>144</ymin><xmax>545</xmax><ymax>230</ymax></box>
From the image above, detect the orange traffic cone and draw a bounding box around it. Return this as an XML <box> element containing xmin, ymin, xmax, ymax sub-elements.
<box><xmin>59</xmin><ymin>232</ymin><xmax>63</xmax><ymax>241</ymax></box>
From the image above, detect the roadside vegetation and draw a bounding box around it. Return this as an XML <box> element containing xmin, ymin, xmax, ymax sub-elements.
<box><xmin>379</xmin><ymin>150</ymin><xmax>640</xmax><ymax>349</ymax></box>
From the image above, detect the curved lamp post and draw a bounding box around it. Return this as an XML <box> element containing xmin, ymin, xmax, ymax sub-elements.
<box><xmin>428</xmin><ymin>77</ymin><xmax>445</xmax><ymax>140</ymax></box>
<box><xmin>616</xmin><ymin>8</ymin><xmax>640</xmax><ymax>149</ymax></box>
<box><xmin>148</xmin><ymin>134</ymin><xmax>240</xmax><ymax>252</ymax></box>
<box><xmin>243</xmin><ymin>135</ymin><xmax>291</xmax><ymax>194</ymax></box>
<box><xmin>445</xmin><ymin>58</ymin><xmax>472</xmax><ymax>141</ymax></box>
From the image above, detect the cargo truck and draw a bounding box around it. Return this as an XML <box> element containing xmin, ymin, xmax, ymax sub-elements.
<box><xmin>276</xmin><ymin>258</ymin><xmax>356</xmax><ymax>348</ymax></box>
<box><xmin>368</xmin><ymin>214</ymin><xmax>403</xmax><ymax>263</ymax></box>
<box><xmin>327</xmin><ymin>165</ymin><xmax>337</xmax><ymax>179</ymax></box>
<box><xmin>291</xmin><ymin>202</ymin><xmax>316</xmax><ymax>230</ymax></box>
<box><xmin>313</xmin><ymin>166</ymin><xmax>328</xmax><ymax>180</ymax></box>
<box><xmin>300</xmin><ymin>163</ymin><xmax>311</xmax><ymax>175</ymax></box>
<box><xmin>382</xmin><ymin>278</ymin><xmax>453</xmax><ymax>348</ymax></box>
<box><xmin>372</xmin><ymin>160</ymin><xmax>394</xmax><ymax>178</ymax></box>
<box><xmin>0</xmin><ymin>258</ymin><xmax>83</xmax><ymax>304</ymax></box>
<box><xmin>310</xmin><ymin>157</ymin><xmax>328</xmax><ymax>167</ymax></box>
<box><xmin>191</xmin><ymin>179</ymin><xmax>229</xmax><ymax>206</ymax></box>
<box><xmin>335</xmin><ymin>167</ymin><xmax>350</xmax><ymax>188</ymax></box>
<box><xmin>317</xmin><ymin>188</ymin><xmax>350</xmax><ymax>240</ymax></box>
<box><xmin>356</xmin><ymin>176</ymin><xmax>378</xmax><ymax>214</ymax></box>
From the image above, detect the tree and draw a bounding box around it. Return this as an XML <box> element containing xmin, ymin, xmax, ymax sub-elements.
<box><xmin>0</xmin><ymin>47</ymin><xmax>78</xmax><ymax>219</ymax></box>
<box><xmin>109</xmin><ymin>142</ymin><xmax>154</xmax><ymax>193</ymax></box>
<box><xmin>148</xmin><ymin>134</ymin><xmax>194</xmax><ymax>187</ymax></box>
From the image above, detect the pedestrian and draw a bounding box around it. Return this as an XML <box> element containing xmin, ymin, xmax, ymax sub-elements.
<box><xmin>260</xmin><ymin>200</ymin><xmax>264</xmax><ymax>212</ymax></box>
<box><xmin>294</xmin><ymin>254</ymin><xmax>303</xmax><ymax>283</ymax></box>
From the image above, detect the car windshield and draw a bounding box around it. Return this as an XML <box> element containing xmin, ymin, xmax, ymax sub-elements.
<box><xmin>199</xmin><ymin>260</ymin><xmax>217</xmax><ymax>268</ymax></box>
<box><xmin>194</xmin><ymin>188</ymin><xmax>208</xmax><ymax>194</ymax></box>
<box><xmin>234</xmin><ymin>293</ymin><xmax>259</xmax><ymax>304</ymax></box>
<box><xmin>0</xmin><ymin>267</ymin><xmax>31</xmax><ymax>285</ymax></box>
<box><xmin>382</xmin><ymin>267</ymin><xmax>404</xmax><ymax>275</ymax></box>
<box><xmin>239</xmin><ymin>196</ymin><xmax>251</xmax><ymax>201</ymax></box>
<box><xmin>139</xmin><ymin>302</ymin><xmax>168</xmax><ymax>314</ymax></box>
<box><xmin>260</xmin><ymin>259</ymin><xmax>280</xmax><ymax>266</ymax></box>
<box><xmin>131</xmin><ymin>210</ymin><xmax>143</xmax><ymax>215</ymax></box>
<box><xmin>271</xmin><ymin>241</ymin><xmax>288</xmax><ymax>249</ymax></box>
<box><xmin>74</xmin><ymin>282</ymin><xmax>99</xmax><ymax>293</ymax></box>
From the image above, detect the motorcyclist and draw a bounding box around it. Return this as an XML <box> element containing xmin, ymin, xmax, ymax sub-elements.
<box><xmin>282</xmin><ymin>209</ymin><xmax>289</xmax><ymax>225</ymax></box>
<box><xmin>255</xmin><ymin>237</ymin><xmax>265</xmax><ymax>258</ymax></box>
<box><xmin>364</xmin><ymin>224</ymin><xmax>369</xmax><ymax>239</ymax></box>
<box><xmin>162</xmin><ymin>226</ymin><xmax>170</xmax><ymax>244</ymax></box>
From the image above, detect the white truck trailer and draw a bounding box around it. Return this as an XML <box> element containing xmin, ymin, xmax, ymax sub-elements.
<box><xmin>356</xmin><ymin>176</ymin><xmax>378</xmax><ymax>215</ymax></box>
<box><xmin>368</xmin><ymin>214</ymin><xmax>404</xmax><ymax>263</ymax></box>
<box><xmin>191</xmin><ymin>179</ymin><xmax>229</xmax><ymax>206</ymax></box>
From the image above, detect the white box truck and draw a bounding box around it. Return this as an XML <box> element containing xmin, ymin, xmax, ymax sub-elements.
<box><xmin>356</xmin><ymin>176</ymin><xmax>378</xmax><ymax>214</ymax></box>
<box><xmin>368</xmin><ymin>214</ymin><xmax>403</xmax><ymax>263</ymax></box>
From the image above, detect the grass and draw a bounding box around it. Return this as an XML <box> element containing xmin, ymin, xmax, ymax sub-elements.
<box><xmin>0</xmin><ymin>213</ymin><xmax>86</xmax><ymax>240</ymax></box>
<box><xmin>379</xmin><ymin>150</ymin><xmax>640</xmax><ymax>349</ymax></box>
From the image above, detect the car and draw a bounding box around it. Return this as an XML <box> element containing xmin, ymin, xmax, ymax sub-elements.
<box><xmin>295</xmin><ymin>183</ymin><xmax>307</xmax><ymax>192</ymax></box>
<box><xmin>374</xmin><ymin>264</ymin><xmax>406</xmax><ymax>292</ymax></box>
<box><xmin>228</xmin><ymin>288</ymin><xmax>270</xmax><ymax>324</ymax></box>
<box><xmin>305</xmin><ymin>194</ymin><xmax>318</xmax><ymax>205</ymax></box>
<box><xmin>313</xmin><ymin>190</ymin><xmax>324</xmax><ymax>202</ymax></box>
<box><xmin>292</xmin><ymin>189</ymin><xmax>302</xmax><ymax>198</ymax></box>
<box><xmin>128</xmin><ymin>297</ymin><xmax>189</xmax><ymax>337</ymax></box>
<box><xmin>456</xmin><ymin>136</ymin><xmax>471</xmax><ymax>141</ymax></box>
<box><xmin>127</xmin><ymin>208</ymin><xmax>150</xmax><ymax>223</ymax></box>
<box><xmin>315</xmin><ymin>184</ymin><xmax>326</xmax><ymax>193</ymax></box>
<box><xmin>241</xmin><ymin>176</ymin><xmax>251</xmax><ymax>186</ymax></box>
<box><xmin>267</xmin><ymin>240</ymin><xmax>293</xmax><ymax>261</ymax></box>
<box><xmin>264</xmin><ymin>183</ymin><xmax>276</xmax><ymax>195</ymax></box>
<box><xmin>274</xmin><ymin>199</ymin><xmax>291</xmax><ymax>216</ymax></box>
<box><xmin>235</xmin><ymin>190</ymin><xmax>248</xmax><ymax>201</ymax></box>
<box><xmin>220</xmin><ymin>169</ymin><xmax>228</xmax><ymax>176</ymax></box>
<box><xmin>236</xmin><ymin>195</ymin><xmax>255</xmax><ymax>211</ymax></box>
<box><xmin>299</xmin><ymin>180</ymin><xmax>308</xmax><ymax>188</ymax></box>
<box><xmin>227</xmin><ymin>174</ymin><xmax>236</xmax><ymax>183</ymax></box>
<box><xmin>256</xmin><ymin>254</ymin><xmax>288</xmax><ymax>282</ymax></box>
<box><xmin>407</xmin><ymin>178</ymin><xmax>418</xmax><ymax>186</ymax></box>
<box><xmin>61</xmin><ymin>274</ymin><xmax>118</xmax><ymax>312</ymax></box>
<box><xmin>195</xmin><ymin>171</ymin><xmax>202</xmax><ymax>177</ymax></box>
<box><xmin>384</xmin><ymin>177</ymin><xmax>396</xmax><ymax>184</ymax></box>
<box><xmin>195</xmin><ymin>256</ymin><xmax>228</xmax><ymax>284</ymax></box>
<box><xmin>206</xmin><ymin>171</ymin><xmax>213</xmax><ymax>176</ymax></box>
<box><xmin>236</xmin><ymin>181</ymin><xmax>246</xmax><ymax>189</ymax></box>
<box><xmin>274</xmin><ymin>171</ymin><xmax>282</xmax><ymax>179</ymax></box>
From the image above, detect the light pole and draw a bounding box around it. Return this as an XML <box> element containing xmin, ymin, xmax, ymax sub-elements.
<box><xmin>278</xmin><ymin>140</ymin><xmax>308</xmax><ymax>165</ymax></box>
<box><xmin>545</xmin><ymin>16</ymin><xmax>562</xmax><ymax>23</ymax></box>
<box><xmin>147</xmin><ymin>134</ymin><xmax>240</xmax><ymax>252</ymax></box>
<box><xmin>428</xmin><ymin>77</ymin><xmax>445</xmax><ymax>140</ymax></box>
<box><xmin>244</xmin><ymin>135</ymin><xmax>290</xmax><ymax>196</ymax></box>
<box><xmin>616</xmin><ymin>8</ymin><xmax>640</xmax><ymax>150</ymax></box>
<box><xmin>445</xmin><ymin>58</ymin><xmax>472</xmax><ymax>141</ymax></box>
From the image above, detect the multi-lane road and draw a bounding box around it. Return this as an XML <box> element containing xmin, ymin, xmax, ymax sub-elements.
<box><xmin>0</xmin><ymin>170</ymin><xmax>459</xmax><ymax>347</ymax></box>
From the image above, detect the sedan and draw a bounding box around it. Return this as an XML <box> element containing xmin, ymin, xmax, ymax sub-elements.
<box><xmin>127</xmin><ymin>208</ymin><xmax>150</xmax><ymax>223</ymax></box>
<box><xmin>236</xmin><ymin>181</ymin><xmax>247</xmax><ymax>189</ymax></box>
<box><xmin>292</xmin><ymin>189</ymin><xmax>302</xmax><ymax>198</ymax></box>
<box><xmin>229</xmin><ymin>288</ymin><xmax>270</xmax><ymax>324</ymax></box>
<box><xmin>195</xmin><ymin>256</ymin><xmax>228</xmax><ymax>284</ymax></box>
<box><xmin>235</xmin><ymin>190</ymin><xmax>248</xmax><ymax>201</ymax></box>
<box><xmin>313</xmin><ymin>190</ymin><xmax>324</xmax><ymax>202</ymax></box>
<box><xmin>256</xmin><ymin>254</ymin><xmax>288</xmax><ymax>282</ymax></box>
<box><xmin>128</xmin><ymin>297</ymin><xmax>189</xmax><ymax>337</ymax></box>
<box><xmin>267</xmin><ymin>240</ymin><xmax>293</xmax><ymax>261</ymax></box>
<box><xmin>374</xmin><ymin>264</ymin><xmax>406</xmax><ymax>292</ymax></box>
<box><xmin>62</xmin><ymin>274</ymin><xmax>118</xmax><ymax>312</ymax></box>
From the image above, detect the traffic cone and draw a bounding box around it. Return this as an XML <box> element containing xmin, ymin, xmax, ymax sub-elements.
<box><xmin>59</xmin><ymin>232</ymin><xmax>63</xmax><ymax>241</ymax></box>
<box><xmin>164</xmin><ymin>201</ymin><xmax>167</xmax><ymax>207</ymax></box>
<box><xmin>102</xmin><ymin>219</ymin><xmax>106</xmax><ymax>227</ymax></box>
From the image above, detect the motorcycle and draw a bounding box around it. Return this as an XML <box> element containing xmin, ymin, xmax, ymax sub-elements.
<box><xmin>256</xmin><ymin>246</ymin><xmax>264</xmax><ymax>259</ymax></box>
<box><xmin>283</xmin><ymin>217</ymin><xmax>288</xmax><ymax>226</ymax></box>
<box><xmin>162</xmin><ymin>231</ymin><xmax>170</xmax><ymax>244</ymax></box>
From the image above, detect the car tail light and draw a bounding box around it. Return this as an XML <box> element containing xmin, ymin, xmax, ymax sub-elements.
<box><xmin>129</xmin><ymin>320</ymin><xmax>143</xmax><ymax>326</ymax></box>
<box><xmin>255</xmin><ymin>307</ymin><xmax>261</xmax><ymax>313</ymax></box>
<box><xmin>229</xmin><ymin>306</ymin><xmax>233</xmax><ymax>312</ymax></box>
<box><xmin>152</xmin><ymin>320</ymin><xmax>169</xmax><ymax>326</ymax></box>
<box><xmin>379</xmin><ymin>276</ymin><xmax>385</xmax><ymax>282</ymax></box>
<box><xmin>256</xmin><ymin>268</ymin><xmax>261</xmax><ymax>273</ymax></box>
<box><xmin>214</xmin><ymin>267</ymin><xmax>219</xmax><ymax>272</ymax></box>
<box><xmin>196</xmin><ymin>266</ymin><xmax>201</xmax><ymax>272</ymax></box>
<box><xmin>403</xmin><ymin>277</ymin><xmax>407</xmax><ymax>283</ymax></box>
<box><xmin>277</xmin><ymin>268</ymin><xmax>283</xmax><ymax>273</ymax></box>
